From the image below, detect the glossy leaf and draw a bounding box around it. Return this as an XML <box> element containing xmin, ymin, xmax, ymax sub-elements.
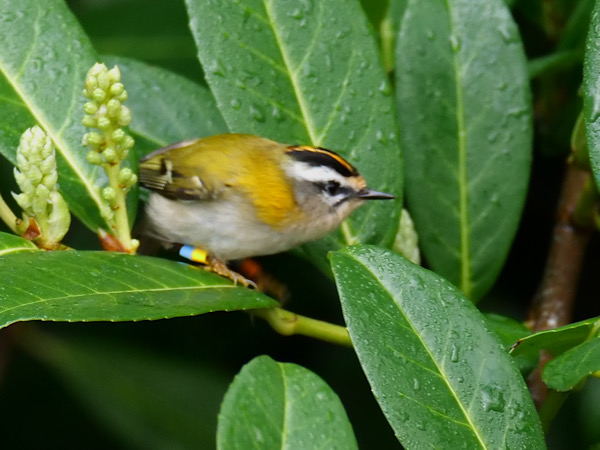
<box><xmin>584</xmin><ymin>0</ymin><xmax>600</xmax><ymax>190</ymax></box>
<box><xmin>510</xmin><ymin>317</ymin><xmax>600</xmax><ymax>358</ymax></box>
<box><xmin>103</xmin><ymin>55</ymin><xmax>227</xmax><ymax>152</ymax></box>
<box><xmin>396</xmin><ymin>0</ymin><xmax>532</xmax><ymax>300</ymax></box>
<box><xmin>484</xmin><ymin>313</ymin><xmax>536</xmax><ymax>375</ymax></box>
<box><xmin>0</xmin><ymin>251</ymin><xmax>276</xmax><ymax>329</ymax></box>
<box><xmin>0</xmin><ymin>0</ymin><xmax>116</xmax><ymax>230</ymax></box>
<box><xmin>217</xmin><ymin>355</ymin><xmax>357</xmax><ymax>450</ymax></box>
<box><xmin>186</xmin><ymin>0</ymin><xmax>403</xmax><ymax>257</ymax></box>
<box><xmin>543</xmin><ymin>338</ymin><xmax>600</xmax><ymax>391</ymax></box>
<box><xmin>29</xmin><ymin>332</ymin><xmax>228</xmax><ymax>450</ymax></box>
<box><xmin>0</xmin><ymin>231</ymin><xmax>38</xmax><ymax>256</ymax></box>
<box><xmin>331</xmin><ymin>245</ymin><xmax>544</xmax><ymax>449</ymax></box>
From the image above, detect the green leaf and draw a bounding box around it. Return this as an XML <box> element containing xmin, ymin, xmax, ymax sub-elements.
<box><xmin>484</xmin><ymin>313</ymin><xmax>530</xmax><ymax>349</ymax></box>
<box><xmin>510</xmin><ymin>317</ymin><xmax>600</xmax><ymax>357</ymax></box>
<box><xmin>28</xmin><ymin>332</ymin><xmax>228</xmax><ymax>450</ymax></box>
<box><xmin>331</xmin><ymin>245</ymin><xmax>545</xmax><ymax>449</ymax></box>
<box><xmin>0</xmin><ymin>251</ymin><xmax>276</xmax><ymax>329</ymax></box>
<box><xmin>217</xmin><ymin>355</ymin><xmax>357</xmax><ymax>450</ymax></box>
<box><xmin>484</xmin><ymin>313</ymin><xmax>536</xmax><ymax>375</ymax></box>
<box><xmin>0</xmin><ymin>231</ymin><xmax>39</xmax><ymax>255</ymax></box>
<box><xmin>543</xmin><ymin>338</ymin><xmax>600</xmax><ymax>391</ymax></box>
<box><xmin>103</xmin><ymin>55</ymin><xmax>227</xmax><ymax>152</ymax></box>
<box><xmin>396</xmin><ymin>0</ymin><xmax>532</xmax><ymax>300</ymax></box>
<box><xmin>584</xmin><ymin>0</ymin><xmax>600</xmax><ymax>189</ymax></box>
<box><xmin>185</xmin><ymin>0</ymin><xmax>403</xmax><ymax>256</ymax></box>
<box><xmin>0</xmin><ymin>0</ymin><xmax>115</xmax><ymax>231</ymax></box>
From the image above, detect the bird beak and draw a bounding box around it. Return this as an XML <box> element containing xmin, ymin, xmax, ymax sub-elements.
<box><xmin>356</xmin><ymin>188</ymin><xmax>395</xmax><ymax>200</ymax></box>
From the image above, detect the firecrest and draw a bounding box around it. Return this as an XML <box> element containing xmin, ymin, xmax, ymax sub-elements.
<box><xmin>139</xmin><ymin>133</ymin><xmax>394</xmax><ymax>286</ymax></box>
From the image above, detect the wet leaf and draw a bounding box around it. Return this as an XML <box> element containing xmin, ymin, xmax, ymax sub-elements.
<box><xmin>543</xmin><ymin>338</ymin><xmax>600</xmax><ymax>391</ymax></box>
<box><xmin>0</xmin><ymin>0</ymin><xmax>119</xmax><ymax>230</ymax></box>
<box><xmin>510</xmin><ymin>317</ymin><xmax>600</xmax><ymax>358</ymax></box>
<box><xmin>217</xmin><ymin>355</ymin><xmax>357</xmax><ymax>450</ymax></box>
<box><xmin>103</xmin><ymin>55</ymin><xmax>227</xmax><ymax>152</ymax></box>
<box><xmin>0</xmin><ymin>251</ymin><xmax>276</xmax><ymax>329</ymax></box>
<box><xmin>584</xmin><ymin>0</ymin><xmax>600</xmax><ymax>189</ymax></box>
<box><xmin>331</xmin><ymin>245</ymin><xmax>545</xmax><ymax>449</ymax></box>
<box><xmin>396</xmin><ymin>0</ymin><xmax>532</xmax><ymax>300</ymax></box>
<box><xmin>185</xmin><ymin>0</ymin><xmax>403</xmax><ymax>260</ymax></box>
<box><xmin>0</xmin><ymin>231</ymin><xmax>39</xmax><ymax>256</ymax></box>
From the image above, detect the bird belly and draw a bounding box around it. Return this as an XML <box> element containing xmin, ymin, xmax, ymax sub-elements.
<box><xmin>145</xmin><ymin>194</ymin><xmax>323</xmax><ymax>261</ymax></box>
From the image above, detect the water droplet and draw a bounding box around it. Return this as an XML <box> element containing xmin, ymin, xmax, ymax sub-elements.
<box><xmin>415</xmin><ymin>420</ymin><xmax>427</xmax><ymax>430</ymax></box>
<box><xmin>481</xmin><ymin>385</ymin><xmax>505</xmax><ymax>412</ymax></box>
<box><xmin>271</xmin><ymin>106</ymin><xmax>282</xmax><ymax>120</ymax></box>
<box><xmin>376</xmin><ymin>129</ymin><xmax>385</xmax><ymax>143</ymax></box>
<box><xmin>249</xmin><ymin>104</ymin><xmax>265</xmax><ymax>122</ymax></box>
<box><xmin>450</xmin><ymin>34</ymin><xmax>461</xmax><ymax>52</ymax></box>
<box><xmin>230</xmin><ymin>98</ymin><xmax>241</xmax><ymax>110</ymax></box>
<box><xmin>450</xmin><ymin>344</ymin><xmax>459</xmax><ymax>362</ymax></box>
<box><xmin>426</xmin><ymin>30</ymin><xmax>435</xmax><ymax>41</ymax></box>
<box><xmin>413</xmin><ymin>378</ymin><xmax>420</xmax><ymax>390</ymax></box>
<box><xmin>378</xmin><ymin>80</ymin><xmax>391</xmax><ymax>96</ymax></box>
<box><xmin>289</xmin><ymin>8</ymin><xmax>304</xmax><ymax>19</ymax></box>
<box><xmin>497</xmin><ymin>25</ymin><xmax>513</xmax><ymax>43</ymax></box>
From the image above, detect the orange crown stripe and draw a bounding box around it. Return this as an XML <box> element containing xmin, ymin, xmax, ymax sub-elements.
<box><xmin>286</xmin><ymin>145</ymin><xmax>356</xmax><ymax>174</ymax></box>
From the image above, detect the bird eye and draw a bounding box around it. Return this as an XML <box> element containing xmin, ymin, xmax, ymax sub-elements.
<box><xmin>324</xmin><ymin>180</ymin><xmax>341</xmax><ymax>195</ymax></box>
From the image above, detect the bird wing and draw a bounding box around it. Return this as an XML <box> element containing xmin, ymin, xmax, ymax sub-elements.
<box><xmin>138</xmin><ymin>139</ymin><xmax>216</xmax><ymax>201</ymax></box>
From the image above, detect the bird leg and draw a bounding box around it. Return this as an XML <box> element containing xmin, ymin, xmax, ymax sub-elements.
<box><xmin>178</xmin><ymin>245</ymin><xmax>257</xmax><ymax>288</ymax></box>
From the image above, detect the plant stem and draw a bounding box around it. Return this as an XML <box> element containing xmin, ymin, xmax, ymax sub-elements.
<box><xmin>105</xmin><ymin>162</ymin><xmax>133</xmax><ymax>252</ymax></box>
<box><xmin>527</xmin><ymin>164</ymin><xmax>594</xmax><ymax>407</ymax></box>
<box><xmin>0</xmin><ymin>193</ymin><xmax>18</xmax><ymax>234</ymax></box>
<box><xmin>252</xmin><ymin>307</ymin><xmax>352</xmax><ymax>347</ymax></box>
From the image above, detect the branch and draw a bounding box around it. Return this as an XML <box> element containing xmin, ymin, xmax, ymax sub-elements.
<box><xmin>252</xmin><ymin>307</ymin><xmax>352</xmax><ymax>347</ymax></box>
<box><xmin>527</xmin><ymin>164</ymin><xmax>594</xmax><ymax>408</ymax></box>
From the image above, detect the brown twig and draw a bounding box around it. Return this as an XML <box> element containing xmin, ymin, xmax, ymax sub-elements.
<box><xmin>526</xmin><ymin>164</ymin><xmax>594</xmax><ymax>407</ymax></box>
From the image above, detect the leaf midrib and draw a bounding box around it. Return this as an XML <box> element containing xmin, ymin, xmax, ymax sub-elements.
<box><xmin>444</xmin><ymin>1</ymin><xmax>472</xmax><ymax>298</ymax></box>
<box><xmin>0</xmin><ymin>7</ymin><xmax>106</xmax><ymax>226</ymax></box>
<box><xmin>347</xmin><ymin>252</ymin><xmax>488</xmax><ymax>449</ymax></box>
<box><xmin>0</xmin><ymin>283</ymin><xmax>237</xmax><ymax>315</ymax></box>
<box><xmin>263</xmin><ymin>0</ymin><xmax>318</xmax><ymax>145</ymax></box>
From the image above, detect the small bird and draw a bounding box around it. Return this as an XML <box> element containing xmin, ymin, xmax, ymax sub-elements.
<box><xmin>139</xmin><ymin>133</ymin><xmax>394</xmax><ymax>286</ymax></box>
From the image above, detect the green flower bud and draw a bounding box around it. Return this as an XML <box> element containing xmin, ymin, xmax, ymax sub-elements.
<box><xmin>118</xmin><ymin>105</ymin><xmax>131</xmax><ymax>126</ymax></box>
<box><xmin>112</xmin><ymin>128</ymin><xmax>125</xmax><ymax>142</ymax></box>
<box><xmin>84</xmin><ymin>101</ymin><xmax>99</xmax><ymax>115</ymax></box>
<box><xmin>43</xmin><ymin>171</ymin><xmax>58</xmax><ymax>191</ymax></box>
<box><xmin>11</xmin><ymin>125</ymin><xmax>70</xmax><ymax>246</ymax></box>
<box><xmin>393</xmin><ymin>209</ymin><xmax>421</xmax><ymax>265</ymax></box>
<box><xmin>82</xmin><ymin>115</ymin><xmax>97</xmax><ymax>128</ymax></box>
<box><xmin>12</xmin><ymin>192</ymin><xmax>31</xmax><ymax>212</ymax></box>
<box><xmin>106</xmin><ymin>98</ymin><xmax>121</xmax><ymax>118</ymax></box>
<box><xmin>102</xmin><ymin>186</ymin><xmax>116</xmax><ymax>203</ymax></box>
<box><xmin>103</xmin><ymin>147</ymin><xmax>117</xmax><ymax>163</ymax></box>
<box><xmin>100</xmin><ymin>204</ymin><xmax>114</xmax><ymax>221</ymax></box>
<box><xmin>87</xmin><ymin>151</ymin><xmax>104</xmax><ymax>165</ymax></box>
<box><xmin>122</xmin><ymin>135</ymin><xmax>135</xmax><ymax>150</ymax></box>
<box><xmin>32</xmin><ymin>184</ymin><xmax>50</xmax><ymax>218</ymax></box>
<box><xmin>116</xmin><ymin>90</ymin><xmax>128</xmax><ymax>102</ymax></box>
<box><xmin>97</xmin><ymin>117</ymin><xmax>111</xmax><ymax>131</ymax></box>
<box><xmin>108</xmin><ymin>66</ymin><xmax>121</xmax><ymax>83</ymax></box>
<box><xmin>110</xmin><ymin>83</ymin><xmax>124</xmax><ymax>97</ymax></box>
<box><xmin>118</xmin><ymin>167</ymin><xmax>138</xmax><ymax>189</ymax></box>
<box><xmin>92</xmin><ymin>87</ymin><xmax>106</xmax><ymax>103</ymax></box>
<box><xmin>84</xmin><ymin>131</ymin><xmax>103</xmax><ymax>147</ymax></box>
<box><xmin>44</xmin><ymin>191</ymin><xmax>71</xmax><ymax>245</ymax></box>
<box><xmin>97</xmin><ymin>71</ymin><xmax>110</xmax><ymax>91</ymax></box>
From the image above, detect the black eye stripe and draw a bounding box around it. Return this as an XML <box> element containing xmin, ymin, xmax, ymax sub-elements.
<box><xmin>315</xmin><ymin>181</ymin><xmax>352</xmax><ymax>197</ymax></box>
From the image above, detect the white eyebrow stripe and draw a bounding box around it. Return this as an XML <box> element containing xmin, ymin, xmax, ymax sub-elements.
<box><xmin>286</xmin><ymin>161</ymin><xmax>349</xmax><ymax>185</ymax></box>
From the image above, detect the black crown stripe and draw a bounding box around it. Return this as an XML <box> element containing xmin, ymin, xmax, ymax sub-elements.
<box><xmin>286</xmin><ymin>146</ymin><xmax>358</xmax><ymax>177</ymax></box>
